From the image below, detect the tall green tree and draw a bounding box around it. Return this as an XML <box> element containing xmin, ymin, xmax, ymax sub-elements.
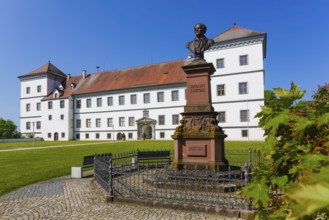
<box><xmin>0</xmin><ymin>118</ymin><xmax>17</xmax><ymax>138</ymax></box>
<box><xmin>242</xmin><ymin>82</ymin><xmax>329</xmax><ymax>219</ymax></box>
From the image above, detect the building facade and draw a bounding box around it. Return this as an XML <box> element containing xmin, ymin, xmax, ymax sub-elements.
<box><xmin>18</xmin><ymin>25</ymin><xmax>266</xmax><ymax>141</ymax></box>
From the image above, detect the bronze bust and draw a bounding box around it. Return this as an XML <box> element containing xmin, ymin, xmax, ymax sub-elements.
<box><xmin>186</xmin><ymin>23</ymin><xmax>214</xmax><ymax>60</ymax></box>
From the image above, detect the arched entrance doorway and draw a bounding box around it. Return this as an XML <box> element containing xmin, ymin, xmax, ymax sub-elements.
<box><xmin>54</xmin><ymin>132</ymin><xmax>58</xmax><ymax>141</ymax></box>
<box><xmin>136</xmin><ymin>110</ymin><xmax>156</xmax><ymax>140</ymax></box>
<box><xmin>142</xmin><ymin>125</ymin><xmax>152</xmax><ymax>139</ymax></box>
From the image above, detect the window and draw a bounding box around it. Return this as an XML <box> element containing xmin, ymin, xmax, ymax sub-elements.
<box><xmin>26</xmin><ymin>103</ymin><xmax>30</xmax><ymax>112</ymax></box>
<box><xmin>239</xmin><ymin>55</ymin><xmax>248</xmax><ymax>66</ymax></box>
<box><xmin>60</xmin><ymin>100</ymin><xmax>65</xmax><ymax>108</ymax></box>
<box><xmin>143</xmin><ymin>93</ymin><xmax>150</xmax><ymax>104</ymax></box>
<box><xmin>158</xmin><ymin>115</ymin><xmax>165</xmax><ymax>125</ymax></box>
<box><xmin>86</xmin><ymin>119</ymin><xmax>91</xmax><ymax>128</ymax></box>
<box><xmin>217</xmin><ymin>84</ymin><xmax>225</xmax><ymax>96</ymax></box>
<box><xmin>48</xmin><ymin>133</ymin><xmax>51</xmax><ymax>138</ymax></box>
<box><xmin>76</xmin><ymin>133</ymin><xmax>80</xmax><ymax>140</ymax></box>
<box><xmin>26</xmin><ymin>87</ymin><xmax>30</xmax><ymax>94</ymax></box>
<box><xmin>48</xmin><ymin>115</ymin><xmax>52</xmax><ymax>120</ymax></box>
<box><xmin>217</xmin><ymin>111</ymin><xmax>226</xmax><ymax>123</ymax></box>
<box><xmin>61</xmin><ymin>132</ymin><xmax>65</xmax><ymax>138</ymax></box>
<box><xmin>242</xmin><ymin>129</ymin><xmax>248</xmax><ymax>137</ymax></box>
<box><xmin>119</xmin><ymin>117</ymin><xmax>125</xmax><ymax>127</ymax></box>
<box><xmin>239</xmin><ymin>82</ymin><xmax>248</xmax><ymax>94</ymax></box>
<box><xmin>85</xmin><ymin>133</ymin><xmax>89</xmax><ymax>139</ymax></box>
<box><xmin>86</xmin><ymin>99</ymin><xmax>91</xmax><ymax>108</ymax></box>
<box><xmin>130</xmin><ymin>94</ymin><xmax>137</xmax><ymax>105</ymax></box>
<box><xmin>172</xmin><ymin>114</ymin><xmax>179</xmax><ymax>125</ymax></box>
<box><xmin>36</xmin><ymin>121</ymin><xmax>41</xmax><ymax>129</ymax></box>
<box><xmin>107</xmin><ymin>118</ymin><xmax>113</xmax><ymax>127</ymax></box>
<box><xmin>97</xmin><ymin>98</ymin><xmax>102</xmax><ymax>107</ymax></box>
<box><xmin>76</xmin><ymin>119</ymin><xmax>81</xmax><ymax>128</ymax></box>
<box><xmin>119</xmin><ymin>96</ymin><xmax>125</xmax><ymax>105</ymax></box>
<box><xmin>76</xmin><ymin>100</ymin><xmax>81</xmax><ymax>108</ymax></box>
<box><xmin>107</xmin><ymin>96</ymin><xmax>113</xmax><ymax>106</ymax></box>
<box><xmin>129</xmin><ymin>117</ymin><xmax>135</xmax><ymax>126</ymax></box>
<box><xmin>26</xmin><ymin>122</ymin><xmax>31</xmax><ymax>130</ymax></box>
<box><xmin>60</xmin><ymin>114</ymin><xmax>64</xmax><ymax>120</ymax></box>
<box><xmin>96</xmin><ymin>133</ymin><xmax>100</xmax><ymax>139</ymax></box>
<box><xmin>240</xmin><ymin>110</ymin><xmax>250</xmax><ymax>122</ymax></box>
<box><xmin>37</xmin><ymin>85</ymin><xmax>41</xmax><ymax>93</ymax></box>
<box><xmin>128</xmin><ymin>133</ymin><xmax>133</xmax><ymax>139</ymax></box>
<box><xmin>160</xmin><ymin>132</ymin><xmax>165</xmax><ymax>138</ymax></box>
<box><xmin>216</xmin><ymin>58</ymin><xmax>224</xmax><ymax>69</ymax></box>
<box><xmin>96</xmin><ymin>118</ymin><xmax>101</xmax><ymax>127</ymax></box>
<box><xmin>48</xmin><ymin>101</ymin><xmax>52</xmax><ymax>109</ymax></box>
<box><xmin>157</xmin><ymin>92</ymin><xmax>164</xmax><ymax>102</ymax></box>
<box><xmin>107</xmin><ymin>133</ymin><xmax>112</xmax><ymax>139</ymax></box>
<box><xmin>36</xmin><ymin>103</ymin><xmax>41</xmax><ymax>111</ymax></box>
<box><xmin>171</xmin><ymin>90</ymin><xmax>179</xmax><ymax>101</ymax></box>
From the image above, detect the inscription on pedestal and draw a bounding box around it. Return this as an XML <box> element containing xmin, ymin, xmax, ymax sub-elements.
<box><xmin>190</xmin><ymin>84</ymin><xmax>205</xmax><ymax>93</ymax></box>
<box><xmin>187</xmin><ymin>144</ymin><xmax>206</xmax><ymax>156</ymax></box>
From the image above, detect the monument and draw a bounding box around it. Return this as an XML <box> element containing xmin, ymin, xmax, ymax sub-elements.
<box><xmin>172</xmin><ymin>23</ymin><xmax>228</xmax><ymax>170</ymax></box>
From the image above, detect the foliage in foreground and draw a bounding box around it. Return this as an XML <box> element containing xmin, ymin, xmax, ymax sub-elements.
<box><xmin>242</xmin><ymin>82</ymin><xmax>329</xmax><ymax>219</ymax></box>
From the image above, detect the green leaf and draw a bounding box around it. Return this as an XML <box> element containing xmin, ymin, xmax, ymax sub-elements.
<box><xmin>274</xmin><ymin>82</ymin><xmax>306</xmax><ymax>108</ymax></box>
<box><xmin>317</xmin><ymin>112</ymin><xmax>329</xmax><ymax>126</ymax></box>
<box><xmin>242</xmin><ymin>183</ymin><xmax>270</xmax><ymax>208</ymax></box>
<box><xmin>271</xmin><ymin>175</ymin><xmax>288</xmax><ymax>189</ymax></box>
<box><xmin>300</xmin><ymin>153</ymin><xmax>327</xmax><ymax>170</ymax></box>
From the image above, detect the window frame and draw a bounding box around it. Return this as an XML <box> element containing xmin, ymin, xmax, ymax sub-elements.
<box><xmin>217</xmin><ymin>84</ymin><xmax>225</xmax><ymax>96</ymax></box>
<box><xmin>119</xmin><ymin>96</ymin><xmax>125</xmax><ymax>105</ymax></box>
<box><xmin>143</xmin><ymin>93</ymin><xmax>150</xmax><ymax>104</ymax></box>
<box><xmin>158</xmin><ymin>115</ymin><xmax>165</xmax><ymax>125</ymax></box>
<box><xmin>216</xmin><ymin>58</ymin><xmax>224</xmax><ymax>69</ymax></box>
<box><xmin>97</xmin><ymin>98</ymin><xmax>102</xmax><ymax>107</ymax></box>
<box><xmin>239</xmin><ymin>55</ymin><xmax>249</xmax><ymax>66</ymax></box>
<box><xmin>86</xmin><ymin>99</ymin><xmax>92</xmax><ymax>108</ymax></box>
<box><xmin>157</xmin><ymin>92</ymin><xmax>164</xmax><ymax>102</ymax></box>
<box><xmin>240</xmin><ymin>110</ymin><xmax>250</xmax><ymax>122</ymax></box>
<box><xmin>172</xmin><ymin>114</ymin><xmax>179</xmax><ymax>125</ymax></box>
<box><xmin>171</xmin><ymin>90</ymin><xmax>179</xmax><ymax>101</ymax></box>
<box><xmin>239</xmin><ymin>82</ymin><xmax>248</xmax><ymax>95</ymax></box>
<box><xmin>130</xmin><ymin>94</ymin><xmax>137</xmax><ymax>105</ymax></box>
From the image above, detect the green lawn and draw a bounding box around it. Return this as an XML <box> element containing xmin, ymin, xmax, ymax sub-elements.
<box><xmin>0</xmin><ymin>140</ymin><xmax>263</xmax><ymax>196</ymax></box>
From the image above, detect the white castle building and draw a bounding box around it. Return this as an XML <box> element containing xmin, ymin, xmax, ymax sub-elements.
<box><xmin>18</xmin><ymin>25</ymin><xmax>266</xmax><ymax>141</ymax></box>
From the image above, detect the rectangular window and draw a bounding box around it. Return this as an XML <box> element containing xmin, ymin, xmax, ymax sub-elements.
<box><xmin>107</xmin><ymin>118</ymin><xmax>113</xmax><ymax>127</ymax></box>
<box><xmin>96</xmin><ymin>133</ymin><xmax>100</xmax><ymax>139</ymax></box>
<box><xmin>216</xmin><ymin>58</ymin><xmax>224</xmax><ymax>69</ymax></box>
<box><xmin>97</xmin><ymin>98</ymin><xmax>102</xmax><ymax>107</ymax></box>
<box><xmin>157</xmin><ymin>92</ymin><xmax>164</xmax><ymax>102</ymax></box>
<box><xmin>130</xmin><ymin>94</ymin><xmax>137</xmax><ymax>105</ymax></box>
<box><xmin>119</xmin><ymin>117</ymin><xmax>125</xmax><ymax>127</ymax></box>
<box><xmin>26</xmin><ymin>122</ymin><xmax>31</xmax><ymax>130</ymax></box>
<box><xmin>119</xmin><ymin>96</ymin><xmax>125</xmax><ymax>105</ymax></box>
<box><xmin>61</xmin><ymin>132</ymin><xmax>65</xmax><ymax>138</ymax></box>
<box><xmin>107</xmin><ymin>96</ymin><xmax>113</xmax><ymax>106</ymax></box>
<box><xmin>36</xmin><ymin>103</ymin><xmax>41</xmax><ymax>111</ymax></box>
<box><xmin>160</xmin><ymin>132</ymin><xmax>165</xmax><ymax>138</ymax></box>
<box><xmin>76</xmin><ymin>133</ymin><xmax>80</xmax><ymax>140</ymax></box>
<box><xmin>36</xmin><ymin>121</ymin><xmax>41</xmax><ymax>129</ymax></box>
<box><xmin>128</xmin><ymin>133</ymin><xmax>133</xmax><ymax>139</ymax></box>
<box><xmin>129</xmin><ymin>117</ymin><xmax>135</xmax><ymax>126</ymax></box>
<box><xmin>217</xmin><ymin>84</ymin><xmax>225</xmax><ymax>96</ymax></box>
<box><xmin>60</xmin><ymin>100</ymin><xmax>65</xmax><ymax>108</ymax></box>
<box><xmin>107</xmin><ymin>133</ymin><xmax>111</xmax><ymax>139</ymax></box>
<box><xmin>60</xmin><ymin>114</ymin><xmax>64</xmax><ymax>120</ymax></box>
<box><xmin>48</xmin><ymin>101</ymin><xmax>52</xmax><ymax>109</ymax></box>
<box><xmin>239</xmin><ymin>55</ymin><xmax>248</xmax><ymax>66</ymax></box>
<box><xmin>85</xmin><ymin>133</ymin><xmax>89</xmax><ymax>139</ymax></box>
<box><xmin>86</xmin><ymin>99</ymin><xmax>91</xmax><ymax>108</ymax></box>
<box><xmin>96</xmin><ymin>118</ymin><xmax>101</xmax><ymax>127</ymax></box>
<box><xmin>76</xmin><ymin>100</ymin><xmax>81</xmax><ymax>109</ymax></box>
<box><xmin>239</xmin><ymin>82</ymin><xmax>248</xmax><ymax>94</ymax></box>
<box><xmin>48</xmin><ymin>115</ymin><xmax>52</xmax><ymax>120</ymax></box>
<box><xmin>240</xmin><ymin>110</ymin><xmax>250</xmax><ymax>122</ymax></box>
<box><xmin>172</xmin><ymin>114</ymin><xmax>179</xmax><ymax>125</ymax></box>
<box><xmin>217</xmin><ymin>111</ymin><xmax>226</xmax><ymax>123</ymax></box>
<box><xmin>86</xmin><ymin>119</ymin><xmax>91</xmax><ymax>128</ymax></box>
<box><xmin>37</xmin><ymin>85</ymin><xmax>41</xmax><ymax>93</ymax></box>
<box><xmin>76</xmin><ymin>119</ymin><xmax>81</xmax><ymax>128</ymax></box>
<box><xmin>242</xmin><ymin>129</ymin><xmax>248</xmax><ymax>137</ymax></box>
<box><xmin>26</xmin><ymin>87</ymin><xmax>30</xmax><ymax>94</ymax></box>
<box><xmin>171</xmin><ymin>90</ymin><xmax>179</xmax><ymax>101</ymax></box>
<box><xmin>26</xmin><ymin>103</ymin><xmax>30</xmax><ymax>112</ymax></box>
<box><xmin>143</xmin><ymin>93</ymin><xmax>150</xmax><ymax>104</ymax></box>
<box><xmin>48</xmin><ymin>133</ymin><xmax>51</xmax><ymax>138</ymax></box>
<box><xmin>158</xmin><ymin>115</ymin><xmax>165</xmax><ymax>125</ymax></box>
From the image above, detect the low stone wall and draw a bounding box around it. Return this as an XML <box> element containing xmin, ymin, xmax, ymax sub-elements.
<box><xmin>0</xmin><ymin>138</ymin><xmax>43</xmax><ymax>143</ymax></box>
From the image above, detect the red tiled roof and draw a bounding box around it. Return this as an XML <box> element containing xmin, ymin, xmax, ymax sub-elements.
<box><xmin>26</xmin><ymin>62</ymin><xmax>67</xmax><ymax>78</ymax></box>
<box><xmin>213</xmin><ymin>25</ymin><xmax>265</xmax><ymax>43</ymax></box>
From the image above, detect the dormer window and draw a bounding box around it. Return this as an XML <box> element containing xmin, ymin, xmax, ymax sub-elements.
<box><xmin>70</xmin><ymin>83</ymin><xmax>76</xmax><ymax>90</ymax></box>
<box><xmin>58</xmin><ymin>84</ymin><xmax>64</xmax><ymax>90</ymax></box>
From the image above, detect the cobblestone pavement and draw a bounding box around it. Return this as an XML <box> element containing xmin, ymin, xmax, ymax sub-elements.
<box><xmin>0</xmin><ymin>177</ymin><xmax>243</xmax><ymax>220</ymax></box>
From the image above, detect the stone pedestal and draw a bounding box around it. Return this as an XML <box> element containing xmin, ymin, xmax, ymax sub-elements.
<box><xmin>172</xmin><ymin>61</ymin><xmax>228</xmax><ymax>170</ymax></box>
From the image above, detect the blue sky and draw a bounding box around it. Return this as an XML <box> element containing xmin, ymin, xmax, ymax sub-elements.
<box><xmin>0</xmin><ymin>0</ymin><xmax>328</xmax><ymax>129</ymax></box>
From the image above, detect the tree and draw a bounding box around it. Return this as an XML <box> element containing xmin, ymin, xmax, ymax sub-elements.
<box><xmin>0</xmin><ymin>118</ymin><xmax>18</xmax><ymax>139</ymax></box>
<box><xmin>264</xmin><ymin>90</ymin><xmax>277</xmax><ymax>107</ymax></box>
<box><xmin>242</xmin><ymin>82</ymin><xmax>329</xmax><ymax>219</ymax></box>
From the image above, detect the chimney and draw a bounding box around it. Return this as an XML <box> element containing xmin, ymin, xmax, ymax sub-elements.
<box><xmin>82</xmin><ymin>70</ymin><xmax>87</xmax><ymax>79</ymax></box>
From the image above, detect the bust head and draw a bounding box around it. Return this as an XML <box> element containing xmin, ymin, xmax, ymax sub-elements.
<box><xmin>194</xmin><ymin>23</ymin><xmax>207</xmax><ymax>38</ymax></box>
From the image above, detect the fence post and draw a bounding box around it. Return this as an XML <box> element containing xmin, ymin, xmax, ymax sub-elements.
<box><xmin>108</xmin><ymin>157</ymin><xmax>114</xmax><ymax>202</ymax></box>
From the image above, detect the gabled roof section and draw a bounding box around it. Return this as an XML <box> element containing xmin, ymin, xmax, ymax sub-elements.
<box><xmin>26</xmin><ymin>62</ymin><xmax>67</xmax><ymax>78</ymax></box>
<box><xmin>73</xmin><ymin>60</ymin><xmax>186</xmax><ymax>95</ymax></box>
<box><xmin>213</xmin><ymin>25</ymin><xmax>265</xmax><ymax>43</ymax></box>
